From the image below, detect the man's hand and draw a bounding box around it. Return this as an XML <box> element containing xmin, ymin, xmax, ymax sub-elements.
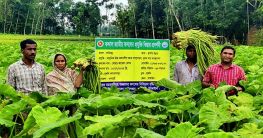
<box><xmin>237</xmin><ymin>86</ymin><xmax>243</xmax><ymax>91</ymax></box>
<box><xmin>210</xmin><ymin>84</ymin><xmax>215</xmax><ymax>89</ymax></box>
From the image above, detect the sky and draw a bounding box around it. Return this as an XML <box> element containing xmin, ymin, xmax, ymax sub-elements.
<box><xmin>74</xmin><ymin>0</ymin><xmax>128</xmax><ymax>21</ymax></box>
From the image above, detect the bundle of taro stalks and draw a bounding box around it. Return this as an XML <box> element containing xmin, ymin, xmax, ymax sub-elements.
<box><xmin>71</xmin><ymin>58</ymin><xmax>101</xmax><ymax>94</ymax></box>
<box><xmin>172</xmin><ymin>29</ymin><xmax>218</xmax><ymax>76</ymax></box>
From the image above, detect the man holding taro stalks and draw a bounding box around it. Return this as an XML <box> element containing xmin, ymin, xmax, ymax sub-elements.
<box><xmin>173</xmin><ymin>45</ymin><xmax>203</xmax><ymax>85</ymax></box>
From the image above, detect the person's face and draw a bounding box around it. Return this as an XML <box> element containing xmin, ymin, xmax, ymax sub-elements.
<box><xmin>21</xmin><ymin>44</ymin><xmax>37</xmax><ymax>60</ymax></box>
<box><xmin>55</xmin><ymin>55</ymin><xmax>66</xmax><ymax>70</ymax></box>
<box><xmin>186</xmin><ymin>48</ymin><xmax>197</xmax><ymax>59</ymax></box>
<box><xmin>220</xmin><ymin>49</ymin><xmax>235</xmax><ymax>63</ymax></box>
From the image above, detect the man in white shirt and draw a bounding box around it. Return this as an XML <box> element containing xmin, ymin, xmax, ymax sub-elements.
<box><xmin>173</xmin><ymin>46</ymin><xmax>202</xmax><ymax>85</ymax></box>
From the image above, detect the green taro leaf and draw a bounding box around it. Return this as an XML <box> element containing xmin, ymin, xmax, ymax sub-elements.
<box><xmin>98</xmin><ymin>96</ymin><xmax>133</xmax><ymax>108</ymax></box>
<box><xmin>33</xmin><ymin>112</ymin><xmax>82</xmax><ymax>138</ymax></box>
<box><xmin>154</xmin><ymin>78</ymin><xmax>186</xmax><ymax>92</ymax></box>
<box><xmin>199</xmin><ymin>102</ymin><xmax>231</xmax><ymax>130</ymax></box>
<box><xmin>135</xmin><ymin>91</ymin><xmax>176</xmax><ymax>102</ymax></box>
<box><xmin>0</xmin><ymin>84</ymin><xmax>20</xmax><ymax>102</ymax></box>
<box><xmin>17</xmin><ymin>111</ymin><xmax>36</xmax><ymax>136</ymax></box>
<box><xmin>110</xmin><ymin>85</ymin><xmax>120</xmax><ymax>93</ymax></box>
<box><xmin>137</xmin><ymin>86</ymin><xmax>157</xmax><ymax>93</ymax></box>
<box><xmin>185</xmin><ymin>80</ymin><xmax>202</xmax><ymax>95</ymax></box>
<box><xmin>202</xmin><ymin>85</ymin><xmax>236</xmax><ymax>106</ymax></box>
<box><xmin>0</xmin><ymin>99</ymin><xmax>28</xmax><ymax>121</ymax></box>
<box><xmin>167</xmin><ymin>100</ymin><xmax>196</xmax><ymax>114</ymax></box>
<box><xmin>229</xmin><ymin>92</ymin><xmax>254</xmax><ymax>108</ymax></box>
<box><xmin>233</xmin><ymin>106</ymin><xmax>256</xmax><ymax>121</ymax></box>
<box><xmin>134</xmin><ymin>128</ymin><xmax>164</xmax><ymax>138</ymax></box>
<box><xmin>103</xmin><ymin>126</ymin><xmax>136</xmax><ymax>138</ymax></box>
<box><xmin>202</xmin><ymin>132</ymin><xmax>239</xmax><ymax>138</ymax></box>
<box><xmin>235</xmin><ymin>123</ymin><xmax>263</xmax><ymax>138</ymax></box>
<box><xmin>19</xmin><ymin>92</ymin><xmax>38</xmax><ymax>106</ymax></box>
<box><xmin>32</xmin><ymin>106</ymin><xmax>62</xmax><ymax>127</ymax></box>
<box><xmin>77</xmin><ymin>87</ymin><xmax>93</xmax><ymax>98</ymax></box>
<box><xmin>0</xmin><ymin>119</ymin><xmax>16</xmax><ymax>127</ymax></box>
<box><xmin>248</xmin><ymin>65</ymin><xmax>260</xmax><ymax>73</ymax></box>
<box><xmin>165</xmin><ymin>122</ymin><xmax>204</xmax><ymax>138</ymax></box>
<box><xmin>28</xmin><ymin>91</ymin><xmax>48</xmax><ymax>103</ymax></box>
<box><xmin>83</xmin><ymin>113</ymin><xmax>131</xmax><ymax>135</ymax></box>
<box><xmin>133</xmin><ymin>99</ymin><xmax>166</xmax><ymax>108</ymax></box>
<box><xmin>132</xmin><ymin>113</ymin><xmax>167</xmax><ymax>120</ymax></box>
<box><xmin>40</xmin><ymin>92</ymin><xmax>78</xmax><ymax>107</ymax></box>
<box><xmin>75</xmin><ymin>120</ymin><xmax>86</xmax><ymax>138</ymax></box>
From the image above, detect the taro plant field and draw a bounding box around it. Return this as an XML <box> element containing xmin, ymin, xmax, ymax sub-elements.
<box><xmin>1</xmin><ymin>35</ymin><xmax>263</xmax><ymax>138</ymax></box>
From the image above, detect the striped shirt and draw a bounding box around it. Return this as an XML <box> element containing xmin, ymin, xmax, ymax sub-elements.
<box><xmin>7</xmin><ymin>59</ymin><xmax>47</xmax><ymax>95</ymax></box>
<box><xmin>203</xmin><ymin>63</ymin><xmax>246</xmax><ymax>95</ymax></box>
<box><xmin>173</xmin><ymin>60</ymin><xmax>202</xmax><ymax>85</ymax></box>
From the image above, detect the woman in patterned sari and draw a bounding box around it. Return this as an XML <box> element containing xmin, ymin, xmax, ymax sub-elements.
<box><xmin>46</xmin><ymin>53</ymin><xmax>84</xmax><ymax>95</ymax></box>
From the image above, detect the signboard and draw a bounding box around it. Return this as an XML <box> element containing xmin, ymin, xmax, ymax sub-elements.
<box><xmin>95</xmin><ymin>38</ymin><xmax>170</xmax><ymax>91</ymax></box>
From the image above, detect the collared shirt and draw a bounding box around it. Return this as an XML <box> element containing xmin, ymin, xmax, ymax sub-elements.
<box><xmin>7</xmin><ymin>59</ymin><xmax>47</xmax><ymax>95</ymax></box>
<box><xmin>173</xmin><ymin>60</ymin><xmax>202</xmax><ymax>85</ymax></box>
<box><xmin>203</xmin><ymin>63</ymin><xmax>246</xmax><ymax>95</ymax></box>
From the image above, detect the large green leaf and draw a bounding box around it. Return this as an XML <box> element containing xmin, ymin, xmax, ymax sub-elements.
<box><xmin>0</xmin><ymin>84</ymin><xmax>20</xmax><ymax>102</ymax></box>
<box><xmin>135</xmin><ymin>91</ymin><xmax>177</xmax><ymax>102</ymax></box>
<box><xmin>235</xmin><ymin>123</ymin><xmax>263</xmax><ymax>138</ymax></box>
<box><xmin>75</xmin><ymin>120</ymin><xmax>86</xmax><ymax>138</ymax></box>
<box><xmin>133</xmin><ymin>99</ymin><xmax>166</xmax><ymax>108</ymax></box>
<box><xmin>248</xmin><ymin>65</ymin><xmax>260</xmax><ymax>73</ymax></box>
<box><xmin>32</xmin><ymin>106</ymin><xmax>62</xmax><ymax>127</ymax></box>
<box><xmin>19</xmin><ymin>92</ymin><xmax>38</xmax><ymax>106</ymax></box>
<box><xmin>83</xmin><ymin>114</ymin><xmax>131</xmax><ymax>135</ymax></box>
<box><xmin>132</xmin><ymin>113</ymin><xmax>167</xmax><ymax>120</ymax></box>
<box><xmin>103</xmin><ymin>126</ymin><xmax>136</xmax><ymax>138</ymax></box>
<box><xmin>253</xmin><ymin>95</ymin><xmax>263</xmax><ymax>110</ymax></box>
<box><xmin>33</xmin><ymin>113</ymin><xmax>82</xmax><ymax>138</ymax></box>
<box><xmin>98</xmin><ymin>96</ymin><xmax>133</xmax><ymax>108</ymax></box>
<box><xmin>234</xmin><ymin>106</ymin><xmax>256</xmax><ymax>120</ymax></box>
<box><xmin>40</xmin><ymin>92</ymin><xmax>77</xmax><ymax>107</ymax></box>
<box><xmin>79</xmin><ymin>95</ymin><xmax>102</xmax><ymax>110</ymax></box>
<box><xmin>165</xmin><ymin>122</ymin><xmax>204</xmax><ymax>138</ymax></box>
<box><xmin>16</xmin><ymin>111</ymin><xmax>36</xmax><ymax>136</ymax></box>
<box><xmin>77</xmin><ymin>87</ymin><xmax>93</xmax><ymax>98</ymax></box>
<box><xmin>202</xmin><ymin>132</ymin><xmax>239</xmax><ymax>138</ymax></box>
<box><xmin>0</xmin><ymin>99</ymin><xmax>28</xmax><ymax>120</ymax></box>
<box><xmin>228</xmin><ymin>92</ymin><xmax>254</xmax><ymax>108</ymax></box>
<box><xmin>199</xmin><ymin>102</ymin><xmax>231</xmax><ymax>130</ymax></box>
<box><xmin>167</xmin><ymin>100</ymin><xmax>196</xmax><ymax>114</ymax></box>
<box><xmin>134</xmin><ymin>128</ymin><xmax>164</xmax><ymax>138</ymax></box>
<box><xmin>185</xmin><ymin>80</ymin><xmax>202</xmax><ymax>95</ymax></box>
<box><xmin>202</xmin><ymin>85</ymin><xmax>236</xmax><ymax>106</ymax></box>
<box><xmin>28</xmin><ymin>91</ymin><xmax>49</xmax><ymax>103</ymax></box>
<box><xmin>249</xmin><ymin>116</ymin><xmax>263</xmax><ymax>129</ymax></box>
<box><xmin>154</xmin><ymin>78</ymin><xmax>186</xmax><ymax>93</ymax></box>
<box><xmin>0</xmin><ymin>119</ymin><xmax>16</xmax><ymax>127</ymax></box>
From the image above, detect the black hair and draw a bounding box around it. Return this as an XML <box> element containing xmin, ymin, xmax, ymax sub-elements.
<box><xmin>20</xmin><ymin>39</ymin><xmax>37</xmax><ymax>49</ymax></box>
<box><xmin>221</xmin><ymin>46</ymin><xmax>236</xmax><ymax>55</ymax></box>
<box><xmin>186</xmin><ymin>45</ymin><xmax>195</xmax><ymax>53</ymax></box>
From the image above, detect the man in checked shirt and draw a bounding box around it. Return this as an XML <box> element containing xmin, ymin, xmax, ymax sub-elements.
<box><xmin>7</xmin><ymin>39</ymin><xmax>47</xmax><ymax>95</ymax></box>
<box><xmin>173</xmin><ymin>45</ymin><xmax>203</xmax><ymax>85</ymax></box>
<box><xmin>202</xmin><ymin>46</ymin><xmax>246</xmax><ymax>96</ymax></box>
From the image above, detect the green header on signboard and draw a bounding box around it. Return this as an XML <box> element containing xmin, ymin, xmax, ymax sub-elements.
<box><xmin>95</xmin><ymin>38</ymin><xmax>170</xmax><ymax>50</ymax></box>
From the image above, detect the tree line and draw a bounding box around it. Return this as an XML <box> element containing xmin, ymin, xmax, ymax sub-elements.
<box><xmin>115</xmin><ymin>0</ymin><xmax>263</xmax><ymax>44</ymax></box>
<box><xmin>0</xmin><ymin>0</ymin><xmax>113</xmax><ymax>36</ymax></box>
<box><xmin>0</xmin><ymin>0</ymin><xmax>263</xmax><ymax>44</ymax></box>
